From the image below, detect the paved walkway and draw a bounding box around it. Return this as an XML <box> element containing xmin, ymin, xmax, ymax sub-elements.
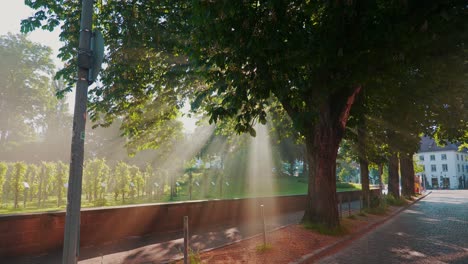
<box><xmin>319</xmin><ymin>190</ymin><xmax>468</xmax><ymax>264</ymax></box>
<box><xmin>9</xmin><ymin>200</ymin><xmax>362</xmax><ymax>264</ymax></box>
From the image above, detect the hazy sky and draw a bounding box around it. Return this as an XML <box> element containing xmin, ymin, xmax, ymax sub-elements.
<box><xmin>1</xmin><ymin>1</ymin><xmax>197</xmax><ymax>132</ymax></box>
<box><xmin>0</xmin><ymin>1</ymin><xmax>62</xmax><ymax>64</ymax></box>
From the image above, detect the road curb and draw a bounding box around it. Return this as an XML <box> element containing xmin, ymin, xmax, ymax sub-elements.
<box><xmin>289</xmin><ymin>191</ymin><xmax>432</xmax><ymax>264</ymax></box>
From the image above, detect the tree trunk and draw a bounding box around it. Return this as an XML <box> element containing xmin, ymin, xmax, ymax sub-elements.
<box><xmin>302</xmin><ymin>126</ymin><xmax>340</xmax><ymax>228</ymax></box>
<box><xmin>378</xmin><ymin>163</ymin><xmax>384</xmax><ymax>195</ymax></box>
<box><xmin>289</xmin><ymin>158</ymin><xmax>295</xmax><ymax>177</ymax></box>
<box><xmin>359</xmin><ymin>158</ymin><xmax>370</xmax><ymax>207</ymax></box>
<box><xmin>301</xmin><ymin>87</ymin><xmax>361</xmax><ymax>228</ymax></box>
<box><xmin>357</xmin><ymin>120</ymin><xmax>370</xmax><ymax>208</ymax></box>
<box><xmin>388</xmin><ymin>152</ymin><xmax>400</xmax><ymax>198</ymax></box>
<box><xmin>400</xmin><ymin>153</ymin><xmax>415</xmax><ymax>197</ymax></box>
<box><xmin>23</xmin><ymin>189</ymin><xmax>27</xmax><ymax>208</ymax></box>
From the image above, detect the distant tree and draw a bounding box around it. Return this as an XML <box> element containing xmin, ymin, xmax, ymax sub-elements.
<box><xmin>23</xmin><ymin>164</ymin><xmax>37</xmax><ymax>206</ymax></box>
<box><xmin>40</xmin><ymin>80</ymin><xmax>72</xmax><ymax>161</ymax></box>
<box><xmin>0</xmin><ymin>162</ymin><xmax>7</xmax><ymax>204</ymax></box>
<box><xmin>114</xmin><ymin>162</ymin><xmax>130</xmax><ymax>202</ymax></box>
<box><xmin>43</xmin><ymin>163</ymin><xmax>56</xmax><ymax>201</ymax></box>
<box><xmin>84</xmin><ymin>159</ymin><xmax>110</xmax><ymax>202</ymax></box>
<box><xmin>55</xmin><ymin>161</ymin><xmax>68</xmax><ymax>206</ymax></box>
<box><xmin>143</xmin><ymin>164</ymin><xmax>154</xmax><ymax>198</ymax></box>
<box><xmin>129</xmin><ymin>166</ymin><xmax>143</xmax><ymax>198</ymax></box>
<box><xmin>83</xmin><ymin>160</ymin><xmax>93</xmax><ymax>202</ymax></box>
<box><xmin>0</xmin><ymin>34</ymin><xmax>54</xmax><ymax>161</ymax></box>
<box><xmin>10</xmin><ymin>162</ymin><xmax>27</xmax><ymax>209</ymax></box>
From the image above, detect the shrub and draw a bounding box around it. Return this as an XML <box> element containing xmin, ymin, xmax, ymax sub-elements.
<box><xmin>385</xmin><ymin>194</ymin><xmax>407</xmax><ymax>206</ymax></box>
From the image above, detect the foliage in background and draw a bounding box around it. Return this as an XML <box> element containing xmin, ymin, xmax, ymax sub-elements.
<box><xmin>10</xmin><ymin>162</ymin><xmax>26</xmax><ymax>208</ymax></box>
<box><xmin>0</xmin><ymin>162</ymin><xmax>6</xmax><ymax>204</ymax></box>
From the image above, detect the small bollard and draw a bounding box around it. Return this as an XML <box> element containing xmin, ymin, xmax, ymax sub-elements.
<box><xmin>183</xmin><ymin>216</ymin><xmax>189</xmax><ymax>264</ymax></box>
<box><xmin>261</xmin><ymin>204</ymin><xmax>267</xmax><ymax>246</ymax></box>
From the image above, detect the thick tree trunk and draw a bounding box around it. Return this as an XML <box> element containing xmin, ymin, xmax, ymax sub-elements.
<box><xmin>302</xmin><ymin>125</ymin><xmax>341</xmax><ymax>228</ymax></box>
<box><xmin>301</xmin><ymin>86</ymin><xmax>361</xmax><ymax>228</ymax></box>
<box><xmin>359</xmin><ymin>158</ymin><xmax>370</xmax><ymax>207</ymax></box>
<box><xmin>400</xmin><ymin>153</ymin><xmax>415</xmax><ymax>197</ymax></box>
<box><xmin>357</xmin><ymin>120</ymin><xmax>370</xmax><ymax>208</ymax></box>
<box><xmin>388</xmin><ymin>153</ymin><xmax>400</xmax><ymax>198</ymax></box>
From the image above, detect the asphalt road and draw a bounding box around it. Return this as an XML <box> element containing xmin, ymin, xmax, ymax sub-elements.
<box><xmin>319</xmin><ymin>190</ymin><xmax>468</xmax><ymax>264</ymax></box>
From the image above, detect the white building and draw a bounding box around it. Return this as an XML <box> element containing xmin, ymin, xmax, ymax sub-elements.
<box><xmin>415</xmin><ymin>137</ymin><xmax>468</xmax><ymax>189</ymax></box>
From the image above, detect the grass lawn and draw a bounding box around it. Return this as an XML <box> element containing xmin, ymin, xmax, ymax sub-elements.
<box><xmin>0</xmin><ymin>177</ymin><xmax>363</xmax><ymax>215</ymax></box>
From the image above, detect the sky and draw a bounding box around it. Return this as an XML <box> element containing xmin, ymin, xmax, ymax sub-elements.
<box><xmin>0</xmin><ymin>1</ymin><xmax>62</xmax><ymax>64</ymax></box>
<box><xmin>1</xmin><ymin>1</ymin><xmax>197</xmax><ymax>132</ymax></box>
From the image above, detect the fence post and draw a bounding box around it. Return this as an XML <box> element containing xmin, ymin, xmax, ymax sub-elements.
<box><xmin>184</xmin><ymin>216</ymin><xmax>189</xmax><ymax>264</ymax></box>
<box><xmin>261</xmin><ymin>204</ymin><xmax>267</xmax><ymax>246</ymax></box>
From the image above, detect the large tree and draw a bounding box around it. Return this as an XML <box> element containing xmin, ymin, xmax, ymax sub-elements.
<box><xmin>188</xmin><ymin>1</ymin><xmax>467</xmax><ymax>226</ymax></box>
<box><xmin>0</xmin><ymin>34</ymin><xmax>54</xmax><ymax>160</ymax></box>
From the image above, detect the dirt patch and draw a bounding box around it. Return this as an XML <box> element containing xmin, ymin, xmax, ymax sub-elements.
<box><xmin>182</xmin><ymin>206</ymin><xmax>401</xmax><ymax>264</ymax></box>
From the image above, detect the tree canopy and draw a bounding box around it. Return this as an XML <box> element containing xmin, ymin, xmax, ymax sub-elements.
<box><xmin>21</xmin><ymin>0</ymin><xmax>468</xmax><ymax>227</ymax></box>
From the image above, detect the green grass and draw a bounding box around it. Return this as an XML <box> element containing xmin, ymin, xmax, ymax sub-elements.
<box><xmin>364</xmin><ymin>205</ymin><xmax>387</xmax><ymax>215</ymax></box>
<box><xmin>384</xmin><ymin>194</ymin><xmax>408</xmax><ymax>206</ymax></box>
<box><xmin>0</xmin><ymin>178</ymin><xmax>362</xmax><ymax>215</ymax></box>
<box><xmin>303</xmin><ymin>221</ymin><xmax>349</xmax><ymax>236</ymax></box>
<box><xmin>256</xmin><ymin>243</ymin><xmax>273</xmax><ymax>253</ymax></box>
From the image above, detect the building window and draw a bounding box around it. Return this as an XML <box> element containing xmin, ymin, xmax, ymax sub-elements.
<box><xmin>441</xmin><ymin>154</ymin><xmax>447</xmax><ymax>160</ymax></box>
<box><xmin>457</xmin><ymin>154</ymin><xmax>459</xmax><ymax>160</ymax></box>
<box><xmin>458</xmin><ymin>164</ymin><xmax>460</xmax><ymax>172</ymax></box>
<box><xmin>442</xmin><ymin>164</ymin><xmax>448</xmax><ymax>172</ymax></box>
<box><xmin>430</xmin><ymin>155</ymin><xmax>435</xmax><ymax>161</ymax></box>
<box><xmin>422</xmin><ymin>165</ymin><xmax>425</xmax><ymax>171</ymax></box>
<box><xmin>419</xmin><ymin>155</ymin><xmax>424</xmax><ymax>161</ymax></box>
<box><xmin>431</xmin><ymin>165</ymin><xmax>437</xmax><ymax>172</ymax></box>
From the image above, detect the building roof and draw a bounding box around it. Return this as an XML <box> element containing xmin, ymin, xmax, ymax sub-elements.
<box><xmin>419</xmin><ymin>136</ymin><xmax>466</xmax><ymax>153</ymax></box>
